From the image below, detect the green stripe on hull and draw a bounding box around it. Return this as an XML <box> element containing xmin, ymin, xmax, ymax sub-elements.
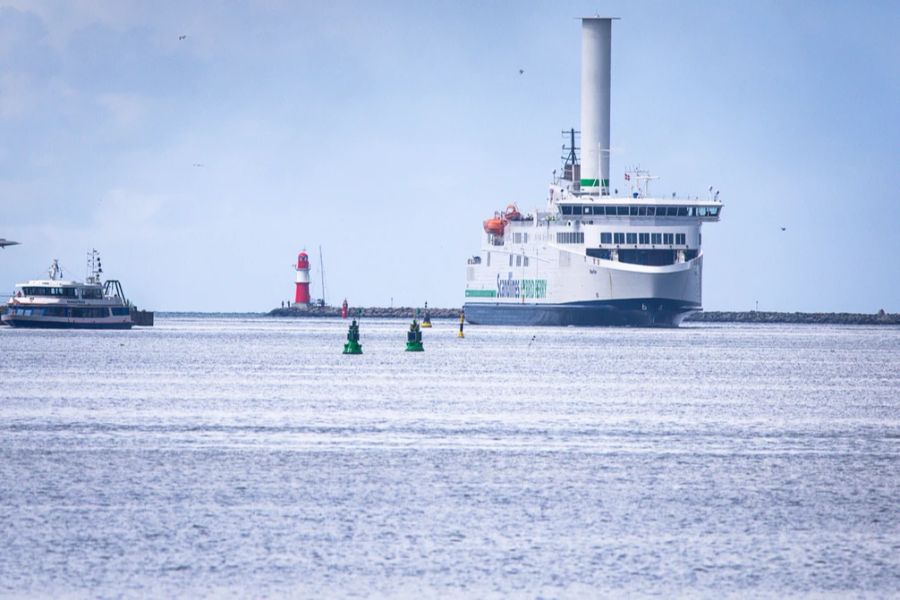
<box><xmin>465</xmin><ymin>289</ymin><xmax>497</xmax><ymax>297</ymax></box>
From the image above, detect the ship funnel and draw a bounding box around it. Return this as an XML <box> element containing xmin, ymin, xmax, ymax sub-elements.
<box><xmin>580</xmin><ymin>17</ymin><xmax>613</xmax><ymax>195</ymax></box>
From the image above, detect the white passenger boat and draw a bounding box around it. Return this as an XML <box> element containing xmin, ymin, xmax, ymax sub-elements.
<box><xmin>2</xmin><ymin>251</ymin><xmax>134</xmax><ymax>329</ymax></box>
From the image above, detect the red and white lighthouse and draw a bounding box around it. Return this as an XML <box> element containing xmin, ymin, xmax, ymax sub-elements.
<box><xmin>294</xmin><ymin>251</ymin><xmax>311</xmax><ymax>305</ymax></box>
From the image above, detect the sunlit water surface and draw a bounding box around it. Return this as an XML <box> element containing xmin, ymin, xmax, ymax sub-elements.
<box><xmin>1</xmin><ymin>317</ymin><xmax>898</xmax><ymax>597</ymax></box>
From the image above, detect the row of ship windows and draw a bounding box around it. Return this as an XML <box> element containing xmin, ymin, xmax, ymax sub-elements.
<box><xmin>555</xmin><ymin>232</ymin><xmax>688</xmax><ymax>245</ymax></box>
<box><xmin>557</xmin><ymin>232</ymin><xmax>585</xmax><ymax>244</ymax></box>
<box><xmin>7</xmin><ymin>307</ymin><xmax>129</xmax><ymax>317</ymax></box>
<box><xmin>19</xmin><ymin>287</ymin><xmax>103</xmax><ymax>299</ymax></box>
<box><xmin>509</xmin><ymin>254</ymin><xmax>530</xmax><ymax>267</ymax></box>
<box><xmin>560</xmin><ymin>205</ymin><xmax>720</xmax><ymax>217</ymax></box>
<box><xmin>602</xmin><ymin>232</ymin><xmax>686</xmax><ymax>245</ymax></box>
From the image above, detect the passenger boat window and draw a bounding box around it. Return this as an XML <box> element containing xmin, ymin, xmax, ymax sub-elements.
<box><xmin>582</xmin><ymin>206</ymin><xmax>592</xmax><ymax>215</ymax></box>
<box><xmin>651</xmin><ymin>233</ymin><xmax>662</xmax><ymax>244</ymax></box>
<box><xmin>638</xmin><ymin>207</ymin><xmax>647</xmax><ymax>216</ymax></box>
<box><xmin>677</xmin><ymin>207</ymin><xmax>688</xmax><ymax>216</ymax></box>
<box><xmin>600</xmin><ymin>232</ymin><xmax>612</xmax><ymax>244</ymax></box>
<box><xmin>709</xmin><ymin>207</ymin><xmax>719</xmax><ymax>216</ymax></box>
<box><xmin>561</xmin><ymin>205</ymin><xmax>573</xmax><ymax>215</ymax></box>
<box><xmin>572</xmin><ymin>205</ymin><xmax>583</xmax><ymax>215</ymax></box>
<box><xmin>639</xmin><ymin>233</ymin><xmax>650</xmax><ymax>244</ymax></box>
<box><xmin>697</xmin><ymin>207</ymin><xmax>707</xmax><ymax>216</ymax></box>
<box><xmin>626</xmin><ymin>233</ymin><xmax>637</xmax><ymax>244</ymax></box>
<box><xmin>617</xmin><ymin>206</ymin><xmax>629</xmax><ymax>216</ymax></box>
<box><xmin>676</xmin><ymin>233</ymin><xmax>686</xmax><ymax>245</ymax></box>
<box><xmin>663</xmin><ymin>233</ymin><xmax>674</xmax><ymax>244</ymax></box>
<box><xmin>646</xmin><ymin>207</ymin><xmax>656</xmax><ymax>216</ymax></box>
<box><xmin>655</xmin><ymin>207</ymin><xmax>666</xmax><ymax>215</ymax></box>
<box><xmin>613</xmin><ymin>233</ymin><xmax>625</xmax><ymax>244</ymax></box>
<box><xmin>630</xmin><ymin>206</ymin><xmax>639</xmax><ymax>216</ymax></box>
<box><xmin>667</xmin><ymin>207</ymin><xmax>678</xmax><ymax>216</ymax></box>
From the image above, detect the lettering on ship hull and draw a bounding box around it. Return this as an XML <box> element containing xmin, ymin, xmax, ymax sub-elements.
<box><xmin>497</xmin><ymin>273</ymin><xmax>547</xmax><ymax>299</ymax></box>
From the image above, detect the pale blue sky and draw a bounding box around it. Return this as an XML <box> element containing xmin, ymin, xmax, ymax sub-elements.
<box><xmin>1</xmin><ymin>1</ymin><xmax>898</xmax><ymax>312</ymax></box>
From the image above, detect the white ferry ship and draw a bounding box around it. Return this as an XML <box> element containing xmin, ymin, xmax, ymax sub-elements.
<box><xmin>463</xmin><ymin>17</ymin><xmax>723</xmax><ymax>327</ymax></box>
<box><xmin>2</xmin><ymin>251</ymin><xmax>134</xmax><ymax>329</ymax></box>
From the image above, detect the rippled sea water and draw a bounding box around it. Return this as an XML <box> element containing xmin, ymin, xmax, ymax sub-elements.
<box><xmin>1</xmin><ymin>317</ymin><xmax>898</xmax><ymax>598</ymax></box>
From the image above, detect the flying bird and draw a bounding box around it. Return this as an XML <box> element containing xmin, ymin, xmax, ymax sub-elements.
<box><xmin>192</xmin><ymin>163</ymin><xmax>204</xmax><ymax>167</ymax></box>
<box><xmin>780</xmin><ymin>227</ymin><xmax>787</xmax><ymax>231</ymax></box>
<box><xmin>178</xmin><ymin>35</ymin><xmax>187</xmax><ymax>40</ymax></box>
<box><xmin>518</xmin><ymin>69</ymin><xmax>524</xmax><ymax>75</ymax></box>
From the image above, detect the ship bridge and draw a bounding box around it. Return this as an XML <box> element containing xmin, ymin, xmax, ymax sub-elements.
<box><xmin>553</xmin><ymin>198</ymin><xmax>722</xmax><ymax>221</ymax></box>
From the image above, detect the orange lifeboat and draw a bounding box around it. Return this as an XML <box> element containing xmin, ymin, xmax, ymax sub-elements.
<box><xmin>483</xmin><ymin>215</ymin><xmax>506</xmax><ymax>236</ymax></box>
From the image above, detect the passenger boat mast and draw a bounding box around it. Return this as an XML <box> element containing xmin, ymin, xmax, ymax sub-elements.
<box><xmin>48</xmin><ymin>259</ymin><xmax>63</xmax><ymax>280</ymax></box>
<box><xmin>85</xmin><ymin>249</ymin><xmax>103</xmax><ymax>284</ymax></box>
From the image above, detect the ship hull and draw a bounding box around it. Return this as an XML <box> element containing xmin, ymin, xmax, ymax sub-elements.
<box><xmin>1</xmin><ymin>317</ymin><xmax>132</xmax><ymax>330</ymax></box>
<box><xmin>464</xmin><ymin>298</ymin><xmax>699</xmax><ymax>327</ymax></box>
<box><xmin>465</xmin><ymin>252</ymin><xmax>704</xmax><ymax>327</ymax></box>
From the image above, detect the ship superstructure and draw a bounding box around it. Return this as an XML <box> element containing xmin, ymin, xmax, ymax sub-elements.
<box><xmin>463</xmin><ymin>17</ymin><xmax>723</xmax><ymax>326</ymax></box>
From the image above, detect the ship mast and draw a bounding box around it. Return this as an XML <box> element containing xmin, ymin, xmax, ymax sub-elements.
<box><xmin>560</xmin><ymin>128</ymin><xmax>581</xmax><ymax>187</ymax></box>
<box><xmin>48</xmin><ymin>259</ymin><xmax>63</xmax><ymax>281</ymax></box>
<box><xmin>85</xmin><ymin>249</ymin><xmax>103</xmax><ymax>284</ymax></box>
<box><xmin>318</xmin><ymin>245</ymin><xmax>326</xmax><ymax>306</ymax></box>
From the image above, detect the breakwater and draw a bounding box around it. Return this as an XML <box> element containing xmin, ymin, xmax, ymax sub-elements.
<box><xmin>685</xmin><ymin>310</ymin><xmax>899</xmax><ymax>325</ymax></box>
<box><xmin>268</xmin><ymin>306</ymin><xmax>899</xmax><ymax>325</ymax></box>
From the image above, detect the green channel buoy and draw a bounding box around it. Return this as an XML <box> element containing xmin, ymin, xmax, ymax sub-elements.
<box><xmin>343</xmin><ymin>319</ymin><xmax>362</xmax><ymax>354</ymax></box>
<box><xmin>405</xmin><ymin>318</ymin><xmax>424</xmax><ymax>352</ymax></box>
